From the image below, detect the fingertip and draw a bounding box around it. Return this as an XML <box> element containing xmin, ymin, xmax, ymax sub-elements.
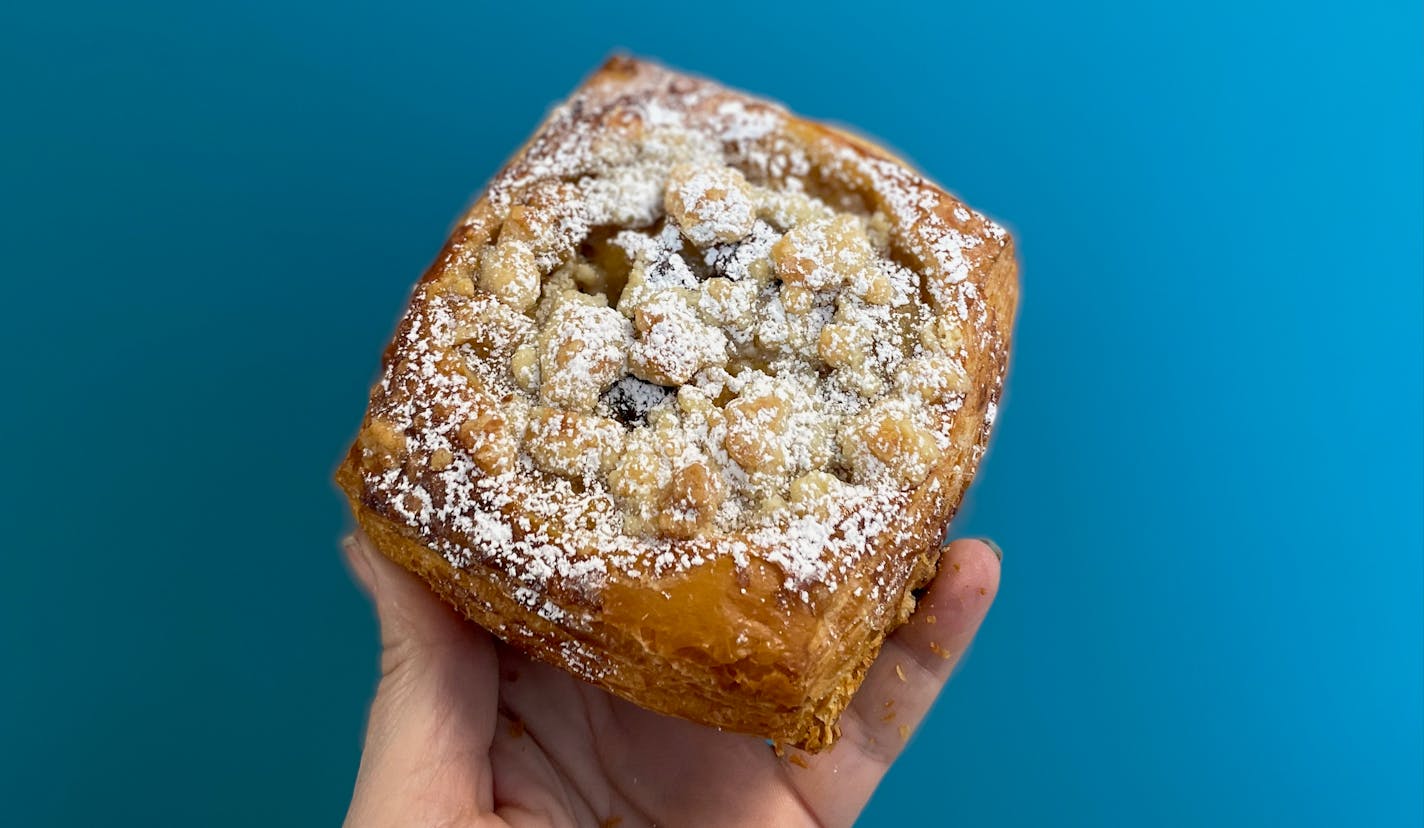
<box><xmin>838</xmin><ymin>538</ymin><xmax>1003</xmax><ymax>773</ymax></box>
<box><xmin>343</xmin><ymin>533</ymin><xmax>378</xmax><ymax>597</ymax></box>
<box><xmin>939</xmin><ymin>537</ymin><xmax>1001</xmax><ymax>605</ymax></box>
<box><xmin>907</xmin><ymin>538</ymin><xmax>1000</xmax><ymax>643</ymax></box>
<box><xmin>347</xmin><ymin>531</ymin><xmax>420</xmax><ymax>592</ymax></box>
<box><xmin>348</xmin><ymin>530</ymin><xmax>492</xmax><ymax>660</ymax></box>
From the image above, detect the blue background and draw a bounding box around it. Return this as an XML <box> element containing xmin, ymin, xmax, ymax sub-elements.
<box><xmin>3</xmin><ymin>1</ymin><xmax>1420</xmax><ymax>825</ymax></box>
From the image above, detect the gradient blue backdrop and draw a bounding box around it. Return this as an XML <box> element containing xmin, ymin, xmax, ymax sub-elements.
<box><xmin>3</xmin><ymin>1</ymin><xmax>1420</xmax><ymax>825</ymax></box>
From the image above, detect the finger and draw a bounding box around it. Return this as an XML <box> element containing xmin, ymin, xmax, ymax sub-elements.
<box><xmin>847</xmin><ymin>537</ymin><xmax>1000</xmax><ymax>760</ymax></box>
<box><xmin>342</xmin><ymin>532</ymin><xmax>488</xmax><ymax>668</ymax></box>
<box><xmin>782</xmin><ymin>538</ymin><xmax>1000</xmax><ymax>823</ymax></box>
<box><xmin>343</xmin><ymin>532</ymin><xmax>500</xmax><ymax>826</ymax></box>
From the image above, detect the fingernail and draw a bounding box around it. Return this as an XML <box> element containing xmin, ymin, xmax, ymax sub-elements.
<box><xmin>977</xmin><ymin>538</ymin><xmax>1003</xmax><ymax>562</ymax></box>
<box><xmin>342</xmin><ymin>534</ymin><xmax>378</xmax><ymax>596</ymax></box>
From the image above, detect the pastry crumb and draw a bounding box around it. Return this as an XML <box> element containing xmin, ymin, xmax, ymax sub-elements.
<box><xmin>895</xmin><ymin>663</ymin><xmax>907</xmax><ymax>683</ymax></box>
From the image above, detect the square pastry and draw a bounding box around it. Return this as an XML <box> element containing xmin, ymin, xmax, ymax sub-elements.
<box><xmin>337</xmin><ymin>57</ymin><xmax>1017</xmax><ymax>750</ymax></box>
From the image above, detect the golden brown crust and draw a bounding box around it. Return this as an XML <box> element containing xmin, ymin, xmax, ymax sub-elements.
<box><xmin>336</xmin><ymin>56</ymin><xmax>1018</xmax><ymax>751</ymax></box>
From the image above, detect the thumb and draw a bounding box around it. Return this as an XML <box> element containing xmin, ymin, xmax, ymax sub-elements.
<box><xmin>342</xmin><ymin>532</ymin><xmax>499</xmax><ymax>825</ymax></box>
<box><xmin>342</xmin><ymin>532</ymin><xmax>490</xmax><ymax>679</ymax></box>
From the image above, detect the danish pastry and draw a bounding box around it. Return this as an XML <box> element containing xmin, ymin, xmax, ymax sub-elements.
<box><xmin>336</xmin><ymin>56</ymin><xmax>1017</xmax><ymax>750</ymax></box>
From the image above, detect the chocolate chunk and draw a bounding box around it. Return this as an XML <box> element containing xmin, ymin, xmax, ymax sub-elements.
<box><xmin>602</xmin><ymin>375</ymin><xmax>674</xmax><ymax>426</ymax></box>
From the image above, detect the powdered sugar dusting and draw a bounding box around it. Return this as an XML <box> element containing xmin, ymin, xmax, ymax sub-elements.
<box><xmin>352</xmin><ymin>59</ymin><xmax>1012</xmax><ymax>626</ymax></box>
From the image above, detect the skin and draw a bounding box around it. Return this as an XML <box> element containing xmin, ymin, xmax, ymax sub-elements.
<box><xmin>342</xmin><ymin>531</ymin><xmax>1000</xmax><ymax>828</ymax></box>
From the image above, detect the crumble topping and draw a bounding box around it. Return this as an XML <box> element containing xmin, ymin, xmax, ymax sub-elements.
<box><xmin>353</xmin><ymin>61</ymin><xmax>1009</xmax><ymax>615</ymax></box>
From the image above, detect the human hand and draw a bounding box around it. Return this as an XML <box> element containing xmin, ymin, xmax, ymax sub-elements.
<box><xmin>341</xmin><ymin>531</ymin><xmax>1000</xmax><ymax>827</ymax></box>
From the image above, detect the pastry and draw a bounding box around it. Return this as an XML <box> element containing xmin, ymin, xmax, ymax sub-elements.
<box><xmin>336</xmin><ymin>56</ymin><xmax>1017</xmax><ymax>751</ymax></box>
